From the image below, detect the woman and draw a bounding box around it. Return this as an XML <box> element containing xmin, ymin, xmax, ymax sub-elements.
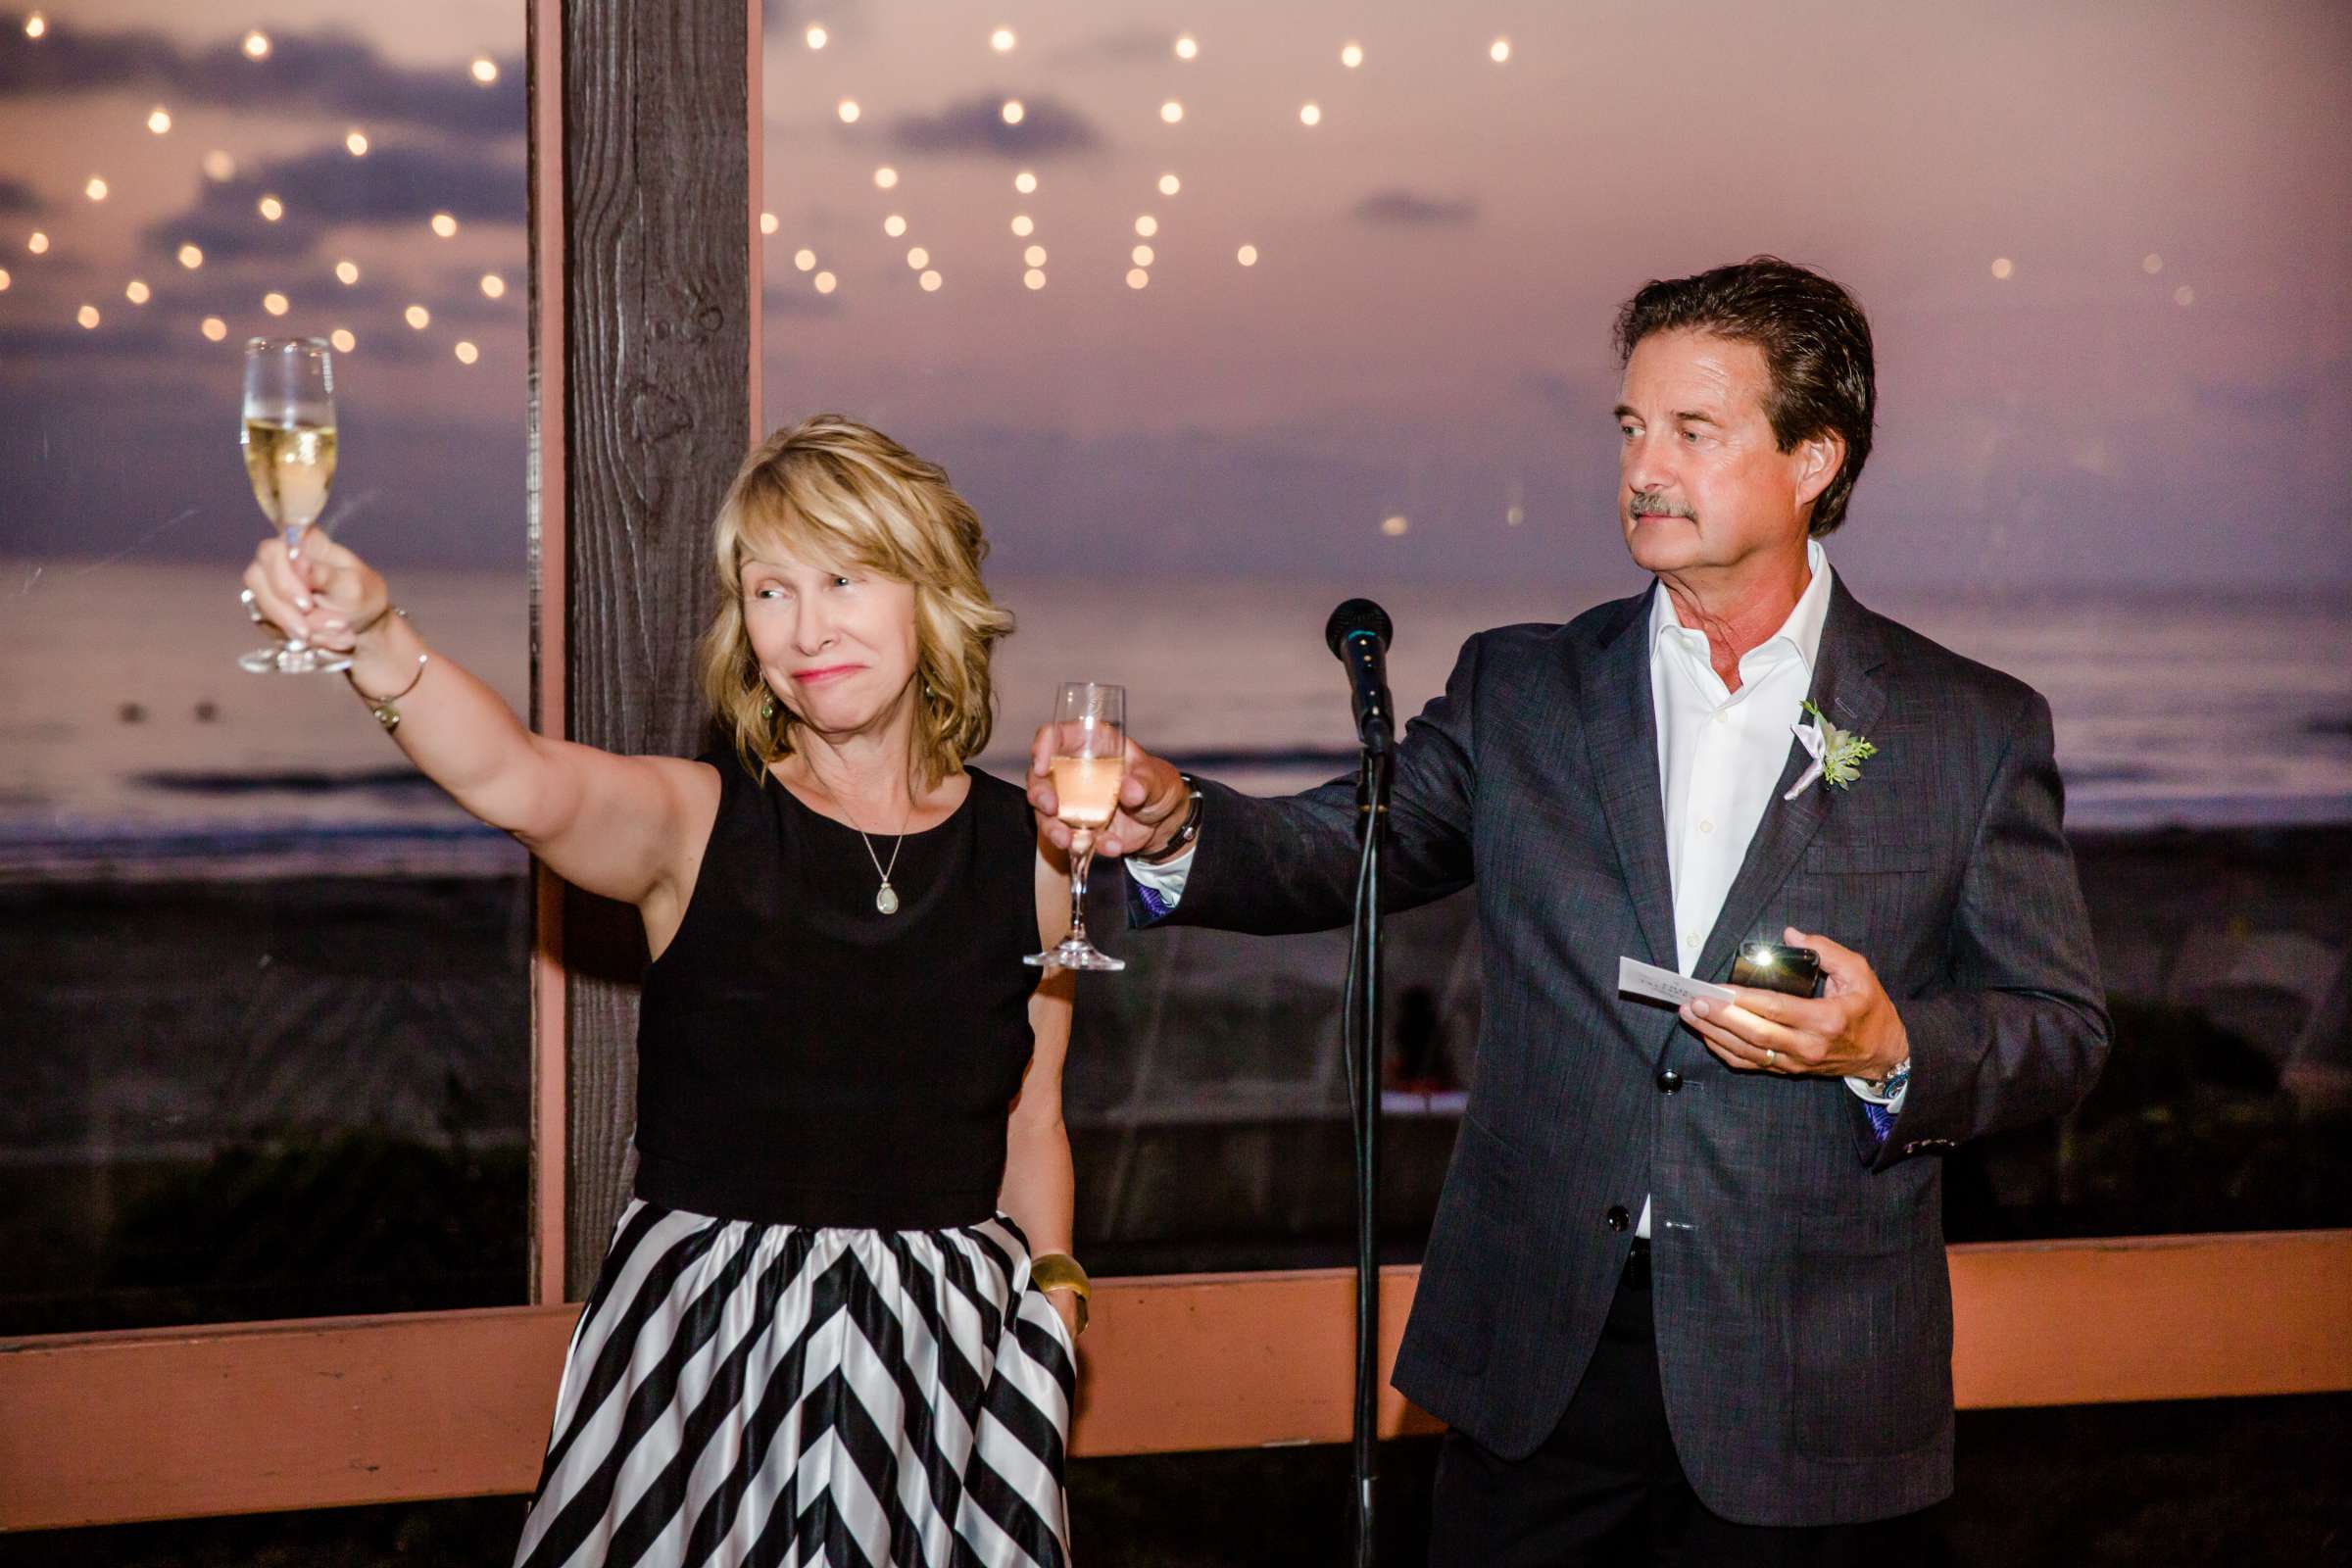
<box><xmin>241</xmin><ymin>416</ymin><xmax>1081</xmax><ymax>1567</ymax></box>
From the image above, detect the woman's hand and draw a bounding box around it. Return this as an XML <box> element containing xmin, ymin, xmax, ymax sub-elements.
<box><xmin>240</xmin><ymin>531</ymin><xmax>390</xmax><ymax>656</ymax></box>
<box><xmin>1046</xmin><ymin>1288</ymin><xmax>1083</xmax><ymax>1349</ymax></box>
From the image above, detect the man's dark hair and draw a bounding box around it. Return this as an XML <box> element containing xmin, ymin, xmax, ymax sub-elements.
<box><xmin>1612</xmin><ymin>257</ymin><xmax>1876</xmax><ymax>536</ymax></box>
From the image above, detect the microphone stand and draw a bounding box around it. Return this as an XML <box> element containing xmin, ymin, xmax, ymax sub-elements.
<box><xmin>1347</xmin><ymin>726</ymin><xmax>1393</xmax><ymax>1567</ymax></box>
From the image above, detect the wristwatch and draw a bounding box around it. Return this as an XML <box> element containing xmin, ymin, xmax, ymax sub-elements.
<box><xmin>1871</xmin><ymin>1056</ymin><xmax>1913</xmax><ymax>1100</ymax></box>
<box><xmin>1136</xmin><ymin>772</ymin><xmax>1201</xmax><ymax>864</ymax></box>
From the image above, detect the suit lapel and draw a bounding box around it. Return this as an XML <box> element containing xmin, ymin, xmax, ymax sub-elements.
<box><xmin>1692</xmin><ymin>577</ymin><xmax>1890</xmax><ymax>983</ymax></box>
<box><xmin>1577</xmin><ymin>592</ymin><xmax>1679</xmax><ymax>971</ymax></box>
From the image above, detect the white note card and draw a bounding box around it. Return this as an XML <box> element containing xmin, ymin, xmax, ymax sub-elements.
<box><xmin>1618</xmin><ymin>956</ymin><xmax>1738</xmax><ymax>1008</ymax></box>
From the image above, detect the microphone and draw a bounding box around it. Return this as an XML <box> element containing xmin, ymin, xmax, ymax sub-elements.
<box><xmin>1325</xmin><ymin>598</ymin><xmax>1396</xmax><ymax>755</ymax></box>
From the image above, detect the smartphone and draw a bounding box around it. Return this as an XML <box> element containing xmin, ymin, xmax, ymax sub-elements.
<box><xmin>1730</xmin><ymin>942</ymin><xmax>1825</xmax><ymax>998</ymax></box>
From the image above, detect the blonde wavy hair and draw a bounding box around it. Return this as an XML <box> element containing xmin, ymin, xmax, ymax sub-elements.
<box><xmin>698</xmin><ymin>415</ymin><xmax>1015</xmax><ymax>788</ymax></box>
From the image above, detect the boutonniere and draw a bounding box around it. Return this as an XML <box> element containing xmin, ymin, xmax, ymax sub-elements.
<box><xmin>1785</xmin><ymin>699</ymin><xmax>1878</xmax><ymax>802</ymax></box>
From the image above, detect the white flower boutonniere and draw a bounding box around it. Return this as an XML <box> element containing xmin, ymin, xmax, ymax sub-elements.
<box><xmin>1785</xmin><ymin>699</ymin><xmax>1879</xmax><ymax>802</ymax></box>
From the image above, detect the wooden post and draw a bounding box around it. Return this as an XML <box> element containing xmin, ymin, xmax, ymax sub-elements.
<box><xmin>527</xmin><ymin>0</ymin><xmax>762</xmax><ymax>1299</ymax></box>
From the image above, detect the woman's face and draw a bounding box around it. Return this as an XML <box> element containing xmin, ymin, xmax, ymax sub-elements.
<box><xmin>741</xmin><ymin>552</ymin><xmax>922</xmax><ymax>743</ymax></box>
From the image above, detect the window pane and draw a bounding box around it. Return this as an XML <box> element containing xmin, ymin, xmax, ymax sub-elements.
<box><xmin>0</xmin><ymin>4</ymin><xmax>531</xmax><ymax>1333</ymax></box>
<box><xmin>758</xmin><ymin>2</ymin><xmax>2352</xmax><ymax>1258</ymax></box>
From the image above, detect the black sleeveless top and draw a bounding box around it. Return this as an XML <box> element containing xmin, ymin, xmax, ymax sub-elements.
<box><xmin>634</xmin><ymin>754</ymin><xmax>1041</xmax><ymax>1230</ymax></box>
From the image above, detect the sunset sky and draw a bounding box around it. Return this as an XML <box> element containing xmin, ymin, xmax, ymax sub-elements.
<box><xmin>3</xmin><ymin>0</ymin><xmax>2348</xmax><ymax>594</ymax></box>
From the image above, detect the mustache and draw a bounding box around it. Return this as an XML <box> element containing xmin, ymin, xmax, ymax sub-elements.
<box><xmin>1628</xmin><ymin>490</ymin><xmax>1696</xmax><ymax>520</ymax></box>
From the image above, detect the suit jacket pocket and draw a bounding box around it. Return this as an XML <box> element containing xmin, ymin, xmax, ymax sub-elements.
<box><xmin>1802</xmin><ymin>842</ymin><xmax>1936</xmax><ymax>875</ymax></box>
<box><xmin>1788</xmin><ymin>1209</ymin><xmax>1952</xmax><ymax>1458</ymax></box>
<box><xmin>1406</xmin><ymin>1116</ymin><xmax>1522</xmax><ymax>1375</ymax></box>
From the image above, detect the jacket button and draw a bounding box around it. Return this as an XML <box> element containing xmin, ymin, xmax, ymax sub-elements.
<box><xmin>1605</xmin><ymin>1204</ymin><xmax>1631</xmax><ymax>1233</ymax></box>
<box><xmin>1656</xmin><ymin>1070</ymin><xmax>1683</xmax><ymax>1094</ymax></box>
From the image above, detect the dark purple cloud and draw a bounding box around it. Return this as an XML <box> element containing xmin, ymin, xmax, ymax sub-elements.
<box><xmin>884</xmin><ymin>93</ymin><xmax>1103</xmax><ymax>158</ymax></box>
<box><xmin>0</xmin><ymin>174</ymin><xmax>41</xmax><ymax>213</ymax></box>
<box><xmin>1352</xmin><ymin>189</ymin><xmax>1479</xmax><ymax>227</ymax></box>
<box><xmin>0</xmin><ymin>13</ymin><xmax>522</xmax><ymax>137</ymax></box>
<box><xmin>141</xmin><ymin>142</ymin><xmax>525</xmax><ymax>263</ymax></box>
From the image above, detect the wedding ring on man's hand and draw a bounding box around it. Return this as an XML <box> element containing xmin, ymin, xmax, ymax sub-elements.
<box><xmin>1764</xmin><ymin>1049</ymin><xmax>1778</xmax><ymax>1068</ymax></box>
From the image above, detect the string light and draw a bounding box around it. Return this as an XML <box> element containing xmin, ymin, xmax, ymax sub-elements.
<box><xmin>1023</xmin><ymin>244</ymin><xmax>1047</xmax><ymax>267</ymax></box>
<box><xmin>335</xmin><ymin>260</ymin><xmax>360</xmax><ymax>284</ymax></box>
<box><xmin>242</xmin><ymin>30</ymin><xmax>270</xmax><ymax>59</ymax></box>
<box><xmin>29</xmin><ymin>231</ymin><xmax>51</xmax><ymax>255</ymax></box>
<box><xmin>1126</xmin><ymin>268</ymin><xmax>1150</xmax><ymax>290</ymax></box>
<box><xmin>991</xmin><ymin>26</ymin><xmax>1016</xmax><ymax>52</ymax></box>
<box><xmin>1132</xmin><ymin>244</ymin><xmax>1154</xmax><ymax>267</ymax></box>
<box><xmin>2175</xmin><ymin>285</ymin><xmax>2195</xmax><ymax>307</ymax></box>
<box><xmin>919</xmin><ymin>270</ymin><xmax>942</xmax><ymax>291</ymax></box>
<box><xmin>813</xmin><ymin>270</ymin><xmax>837</xmax><ymax>293</ymax></box>
<box><xmin>405</xmin><ymin>305</ymin><xmax>430</xmax><ymax>328</ymax></box>
<box><xmin>124</xmin><ymin>279</ymin><xmax>150</xmax><ymax>304</ymax></box>
<box><xmin>84</xmin><ymin>176</ymin><xmax>109</xmax><ymax>202</ymax></box>
<box><xmin>884</xmin><ymin>214</ymin><xmax>907</xmax><ymax>236</ymax></box>
<box><xmin>203</xmin><ymin>150</ymin><xmax>236</xmax><ymax>181</ymax></box>
<box><xmin>838</xmin><ymin>99</ymin><xmax>860</xmax><ymax>123</ymax></box>
<box><xmin>1010</xmin><ymin>214</ymin><xmax>1034</xmax><ymax>236</ymax></box>
<box><xmin>1489</xmin><ymin>37</ymin><xmax>1511</xmax><ymax>63</ymax></box>
<box><xmin>201</xmin><ymin>317</ymin><xmax>227</xmax><ymax>341</ymax></box>
<box><xmin>759</xmin><ymin>211</ymin><xmax>779</xmax><ymax>235</ymax></box>
<box><xmin>1135</xmin><ymin>215</ymin><xmax>1158</xmax><ymax>236</ymax></box>
<box><xmin>470</xmin><ymin>58</ymin><xmax>498</xmax><ymax>84</ymax></box>
<box><xmin>1990</xmin><ymin>257</ymin><xmax>2014</xmax><ymax>280</ymax></box>
<box><xmin>1014</xmin><ymin>171</ymin><xmax>1038</xmax><ymax>194</ymax></box>
<box><xmin>176</xmin><ymin>242</ymin><xmax>203</xmax><ymax>269</ymax></box>
<box><xmin>906</xmin><ymin>246</ymin><xmax>929</xmax><ymax>270</ymax></box>
<box><xmin>1299</xmin><ymin>102</ymin><xmax>1321</xmax><ymax>126</ymax></box>
<box><xmin>1236</xmin><ymin>244</ymin><xmax>1258</xmax><ymax>267</ymax></box>
<box><xmin>806</xmin><ymin>24</ymin><xmax>828</xmax><ymax>49</ymax></box>
<box><xmin>1160</xmin><ymin>100</ymin><xmax>1185</xmax><ymax>123</ymax></box>
<box><xmin>1174</xmin><ymin>34</ymin><xmax>1198</xmax><ymax>61</ymax></box>
<box><xmin>480</xmin><ymin>272</ymin><xmax>506</xmax><ymax>299</ymax></box>
<box><xmin>1158</xmin><ymin>173</ymin><xmax>1181</xmax><ymax>196</ymax></box>
<box><xmin>430</xmin><ymin>213</ymin><xmax>459</xmax><ymax>238</ymax></box>
<box><xmin>1002</xmin><ymin>100</ymin><xmax>1025</xmax><ymax>124</ymax></box>
<box><xmin>0</xmin><ymin>268</ymin><xmax>10</xmax><ymax>291</ymax></box>
<box><xmin>330</xmin><ymin>327</ymin><xmax>356</xmax><ymax>352</ymax></box>
<box><xmin>454</xmin><ymin>340</ymin><xmax>479</xmax><ymax>365</ymax></box>
<box><xmin>24</xmin><ymin>13</ymin><xmax>47</xmax><ymax>39</ymax></box>
<box><xmin>147</xmin><ymin>107</ymin><xmax>172</xmax><ymax>134</ymax></box>
<box><xmin>1023</xmin><ymin>269</ymin><xmax>1046</xmax><ymax>290</ymax></box>
<box><xmin>1382</xmin><ymin>514</ymin><xmax>1409</xmax><ymax>536</ymax></box>
<box><xmin>874</xmin><ymin>166</ymin><xmax>899</xmax><ymax>189</ymax></box>
<box><xmin>345</xmin><ymin>129</ymin><xmax>369</xmax><ymax>156</ymax></box>
<box><xmin>77</xmin><ymin>304</ymin><xmax>100</xmax><ymax>329</ymax></box>
<box><xmin>258</xmin><ymin>194</ymin><xmax>284</xmax><ymax>221</ymax></box>
<box><xmin>794</xmin><ymin>248</ymin><xmax>816</xmax><ymax>271</ymax></box>
<box><xmin>1341</xmin><ymin>41</ymin><xmax>1364</xmax><ymax>69</ymax></box>
<box><xmin>262</xmin><ymin>291</ymin><xmax>289</xmax><ymax>316</ymax></box>
<box><xmin>2142</xmin><ymin>253</ymin><xmax>2164</xmax><ymax>274</ymax></box>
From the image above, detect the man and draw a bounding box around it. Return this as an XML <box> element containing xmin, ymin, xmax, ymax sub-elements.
<box><xmin>1030</xmin><ymin>257</ymin><xmax>2109</xmax><ymax>1562</ymax></box>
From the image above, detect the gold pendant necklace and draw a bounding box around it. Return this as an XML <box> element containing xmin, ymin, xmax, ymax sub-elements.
<box><xmin>811</xmin><ymin>766</ymin><xmax>911</xmax><ymax>915</ymax></box>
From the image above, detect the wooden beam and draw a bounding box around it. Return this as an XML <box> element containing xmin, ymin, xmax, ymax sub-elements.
<box><xmin>5</xmin><ymin>1232</ymin><xmax>2346</xmax><ymax>1533</ymax></box>
<box><xmin>550</xmin><ymin>0</ymin><xmax>760</xmax><ymax>1298</ymax></box>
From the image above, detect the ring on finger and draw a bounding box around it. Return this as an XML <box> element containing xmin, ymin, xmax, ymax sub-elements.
<box><xmin>239</xmin><ymin>587</ymin><xmax>265</xmax><ymax>623</ymax></box>
<box><xmin>1764</xmin><ymin>1048</ymin><xmax>1778</xmax><ymax>1068</ymax></box>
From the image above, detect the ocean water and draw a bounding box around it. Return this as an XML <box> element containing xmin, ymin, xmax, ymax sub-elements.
<box><xmin>4</xmin><ymin>561</ymin><xmax>2349</xmax><ymax>879</ymax></box>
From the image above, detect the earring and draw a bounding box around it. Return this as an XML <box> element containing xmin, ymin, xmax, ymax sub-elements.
<box><xmin>760</xmin><ymin>696</ymin><xmax>776</xmax><ymax>721</ymax></box>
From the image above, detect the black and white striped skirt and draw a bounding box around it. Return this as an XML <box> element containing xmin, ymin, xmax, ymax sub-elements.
<box><xmin>513</xmin><ymin>1199</ymin><xmax>1075</xmax><ymax>1568</ymax></box>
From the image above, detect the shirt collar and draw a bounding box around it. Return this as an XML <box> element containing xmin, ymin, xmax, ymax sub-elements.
<box><xmin>1648</xmin><ymin>538</ymin><xmax>1835</xmax><ymax>676</ymax></box>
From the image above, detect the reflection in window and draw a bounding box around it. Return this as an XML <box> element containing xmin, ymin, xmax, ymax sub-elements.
<box><xmin>0</xmin><ymin>5</ymin><xmax>530</xmax><ymax>1333</ymax></box>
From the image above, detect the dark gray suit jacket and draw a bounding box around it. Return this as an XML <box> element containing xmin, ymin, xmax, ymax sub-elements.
<box><xmin>1133</xmin><ymin>578</ymin><xmax>2109</xmax><ymax>1526</ymax></box>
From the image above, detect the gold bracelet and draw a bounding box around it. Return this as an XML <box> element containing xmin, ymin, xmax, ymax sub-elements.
<box><xmin>347</xmin><ymin>610</ymin><xmax>427</xmax><ymax>730</ymax></box>
<box><xmin>1029</xmin><ymin>1251</ymin><xmax>1090</xmax><ymax>1335</ymax></box>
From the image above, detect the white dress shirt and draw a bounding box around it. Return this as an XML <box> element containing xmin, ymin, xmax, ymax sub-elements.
<box><xmin>1130</xmin><ymin>541</ymin><xmax>1901</xmax><ymax>1241</ymax></box>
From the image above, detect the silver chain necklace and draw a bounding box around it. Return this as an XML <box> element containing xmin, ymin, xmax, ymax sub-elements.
<box><xmin>810</xmin><ymin>767</ymin><xmax>912</xmax><ymax>914</ymax></box>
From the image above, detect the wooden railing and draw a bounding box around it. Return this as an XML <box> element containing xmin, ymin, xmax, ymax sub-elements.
<box><xmin>3</xmin><ymin>1230</ymin><xmax>2346</xmax><ymax>1534</ymax></box>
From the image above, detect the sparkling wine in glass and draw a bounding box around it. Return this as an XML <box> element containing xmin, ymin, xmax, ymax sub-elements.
<box><xmin>238</xmin><ymin>336</ymin><xmax>344</xmax><ymax>674</ymax></box>
<box><xmin>1027</xmin><ymin>681</ymin><xmax>1128</xmax><ymax>972</ymax></box>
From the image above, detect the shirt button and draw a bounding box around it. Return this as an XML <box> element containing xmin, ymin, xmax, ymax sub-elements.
<box><xmin>1684</xmin><ymin>932</ymin><xmax>1702</xmax><ymax>950</ymax></box>
<box><xmin>1713</xmin><ymin>709</ymin><xmax>1731</xmax><ymax>725</ymax></box>
<box><xmin>1656</xmin><ymin>1070</ymin><xmax>1683</xmax><ymax>1095</ymax></box>
<box><xmin>1698</xmin><ymin>819</ymin><xmax>1715</xmax><ymax>835</ymax></box>
<box><xmin>1605</xmin><ymin>1204</ymin><xmax>1632</xmax><ymax>1233</ymax></box>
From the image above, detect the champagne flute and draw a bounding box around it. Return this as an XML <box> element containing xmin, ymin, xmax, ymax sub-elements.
<box><xmin>1027</xmin><ymin>681</ymin><xmax>1128</xmax><ymax>972</ymax></box>
<box><xmin>237</xmin><ymin>336</ymin><xmax>344</xmax><ymax>674</ymax></box>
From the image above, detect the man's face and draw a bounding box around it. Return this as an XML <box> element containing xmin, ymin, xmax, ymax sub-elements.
<box><xmin>1613</xmin><ymin>328</ymin><xmax>1837</xmax><ymax>579</ymax></box>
